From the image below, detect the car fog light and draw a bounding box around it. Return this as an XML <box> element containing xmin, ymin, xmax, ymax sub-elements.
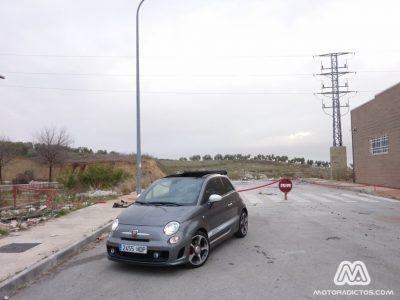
<box><xmin>110</xmin><ymin>248</ymin><xmax>115</xmax><ymax>254</ymax></box>
<box><xmin>153</xmin><ymin>252</ymin><xmax>160</xmax><ymax>259</ymax></box>
<box><xmin>168</xmin><ymin>236</ymin><xmax>180</xmax><ymax>245</ymax></box>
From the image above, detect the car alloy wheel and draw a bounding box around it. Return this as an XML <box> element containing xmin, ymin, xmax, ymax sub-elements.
<box><xmin>187</xmin><ymin>231</ymin><xmax>209</xmax><ymax>268</ymax></box>
<box><xmin>235</xmin><ymin>210</ymin><xmax>248</xmax><ymax>238</ymax></box>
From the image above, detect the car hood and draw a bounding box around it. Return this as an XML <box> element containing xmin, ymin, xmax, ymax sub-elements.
<box><xmin>117</xmin><ymin>204</ymin><xmax>199</xmax><ymax>226</ymax></box>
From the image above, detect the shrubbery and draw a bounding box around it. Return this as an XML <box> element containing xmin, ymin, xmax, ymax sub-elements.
<box><xmin>58</xmin><ymin>165</ymin><xmax>129</xmax><ymax>190</ymax></box>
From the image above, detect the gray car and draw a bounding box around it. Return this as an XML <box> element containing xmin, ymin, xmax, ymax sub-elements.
<box><xmin>106</xmin><ymin>170</ymin><xmax>248</xmax><ymax>268</ymax></box>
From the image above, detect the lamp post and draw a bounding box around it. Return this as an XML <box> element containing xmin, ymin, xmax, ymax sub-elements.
<box><xmin>136</xmin><ymin>0</ymin><xmax>146</xmax><ymax>194</ymax></box>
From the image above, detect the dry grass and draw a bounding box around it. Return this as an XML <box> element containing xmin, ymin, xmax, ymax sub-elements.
<box><xmin>2</xmin><ymin>157</ymin><xmax>166</xmax><ymax>192</ymax></box>
<box><xmin>157</xmin><ymin>159</ymin><xmax>330</xmax><ymax>180</ymax></box>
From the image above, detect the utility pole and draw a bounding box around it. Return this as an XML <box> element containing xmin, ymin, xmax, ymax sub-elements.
<box><xmin>314</xmin><ymin>52</ymin><xmax>355</xmax><ymax>146</ymax></box>
<box><xmin>314</xmin><ymin>52</ymin><xmax>355</xmax><ymax>180</ymax></box>
<box><xmin>136</xmin><ymin>0</ymin><xmax>146</xmax><ymax>194</ymax></box>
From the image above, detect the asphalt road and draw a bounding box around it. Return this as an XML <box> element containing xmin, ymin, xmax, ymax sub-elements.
<box><xmin>14</xmin><ymin>181</ymin><xmax>400</xmax><ymax>300</ymax></box>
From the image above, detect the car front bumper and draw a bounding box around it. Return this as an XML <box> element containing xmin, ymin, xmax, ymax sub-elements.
<box><xmin>106</xmin><ymin>236</ymin><xmax>191</xmax><ymax>266</ymax></box>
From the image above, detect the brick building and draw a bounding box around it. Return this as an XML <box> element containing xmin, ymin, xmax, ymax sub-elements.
<box><xmin>351</xmin><ymin>82</ymin><xmax>400</xmax><ymax>188</ymax></box>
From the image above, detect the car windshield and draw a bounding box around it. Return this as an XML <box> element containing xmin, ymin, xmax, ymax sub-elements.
<box><xmin>137</xmin><ymin>177</ymin><xmax>204</xmax><ymax>206</ymax></box>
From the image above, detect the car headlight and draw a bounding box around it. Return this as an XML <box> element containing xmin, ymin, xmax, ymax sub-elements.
<box><xmin>111</xmin><ymin>219</ymin><xmax>119</xmax><ymax>231</ymax></box>
<box><xmin>164</xmin><ymin>221</ymin><xmax>180</xmax><ymax>236</ymax></box>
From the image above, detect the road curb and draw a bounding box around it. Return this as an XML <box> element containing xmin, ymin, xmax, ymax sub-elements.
<box><xmin>0</xmin><ymin>221</ymin><xmax>112</xmax><ymax>297</ymax></box>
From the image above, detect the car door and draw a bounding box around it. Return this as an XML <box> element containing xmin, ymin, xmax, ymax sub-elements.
<box><xmin>220</xmin><ymin>177</ymin><xmax>240</xmax><ymax>223</ymax></box>
<box><xmin>202</xmin><ymin>177</ymin><xmax>231</xmax><ymax>242</ymax></box>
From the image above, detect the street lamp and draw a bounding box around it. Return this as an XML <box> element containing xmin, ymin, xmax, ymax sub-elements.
<box><xmin>136</xmin><ymin>0</ymin><xmax>146</xmax><ymax>194</ymax></box>
<box><xmin>0</xmin><ymin>75</ymin><xmax>5</xmax><ymax>79</ymax></box>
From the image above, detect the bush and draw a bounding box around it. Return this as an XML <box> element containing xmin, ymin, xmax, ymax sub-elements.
<box><xmin>58</xmin><ymin>170</ymin><xmax>79</xmax><ymax>189</ymax></box>
<box><xmin>13</xmin><ymin>170</ymin><xmax>34</xmax><ymax>184</ymax></box>
<box><xmin>79</xmin><ymin>165</ymin><xmax>129</xmax><ymax>190</ymax></box>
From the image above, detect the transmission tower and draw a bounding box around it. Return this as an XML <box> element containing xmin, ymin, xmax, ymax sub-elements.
<box><xmin>314</xmin><ymin>52</ymin><xmax>355</xmax><ymax>146</ymax></box>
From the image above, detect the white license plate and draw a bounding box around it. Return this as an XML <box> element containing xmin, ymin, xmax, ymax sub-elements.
<box><xmin>119</xmin><ymin>244</ymin><xmax>147</xmax><ymax>254</ymax></box>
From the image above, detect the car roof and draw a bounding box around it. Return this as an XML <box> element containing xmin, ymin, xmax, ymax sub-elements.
<box><xmin>165</xmin><ymin>170</ymin><xmax>228</xmax><ymax>178</ymax></box>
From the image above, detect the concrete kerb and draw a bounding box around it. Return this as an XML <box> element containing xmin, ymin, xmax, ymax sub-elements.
<box><xmin>0</xmin><ymin>220</ymin><xmax>113</xmax><ymax>297</ymax></box>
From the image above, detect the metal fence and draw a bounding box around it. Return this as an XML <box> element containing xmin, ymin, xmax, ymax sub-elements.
<box><xmin>0</xmin><ymin>182</ymin><xmax>59</xmax><ymax>209</ymax></box>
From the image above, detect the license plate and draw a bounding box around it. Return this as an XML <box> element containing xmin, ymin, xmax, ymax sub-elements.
<box><xmin>119</xmin><ymin>244</ymin><xmax>147</xmax><ymax>254</ymax></box>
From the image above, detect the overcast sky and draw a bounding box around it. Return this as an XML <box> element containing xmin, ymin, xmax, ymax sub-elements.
<box><xmin>1</xmin><ymin>0</ymin><xmax>400</xmax><ymax>162</ymax></box>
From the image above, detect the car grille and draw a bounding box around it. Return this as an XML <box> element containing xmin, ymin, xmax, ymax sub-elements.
<box><xmin>121</xmin><ymin>237</ymin><xmax>150</xmax><ymax>242</ymax></box>
<box><xmin>109</xmin><ymin>247</ymin><xmax>169</xmax><ymax>263</ymax></box>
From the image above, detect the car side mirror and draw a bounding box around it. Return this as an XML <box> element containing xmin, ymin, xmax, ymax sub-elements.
<box><xmin>209</xmin><ymin>194</ymin><xmax>222</xmax><ymax>203</ymax></box>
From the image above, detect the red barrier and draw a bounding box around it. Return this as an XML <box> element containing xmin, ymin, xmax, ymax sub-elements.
<box><xmin>12</xmin><ymin>185</ymin><xmax>56</xmax><ymax>208</ymax></box>
<box><xmin>237</xmin><ymin>180</ymin><xmax>280</xmax><ymax>192</ymax></box>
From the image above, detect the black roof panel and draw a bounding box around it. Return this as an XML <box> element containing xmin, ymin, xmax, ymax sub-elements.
<box><xmin>166</xmin><ymin>170</ymin><xmax>228</xmax><ymax>178</ymax></box>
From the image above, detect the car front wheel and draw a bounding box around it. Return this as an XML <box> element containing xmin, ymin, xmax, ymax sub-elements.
<box><xmin>235</xmin><ymin>210</ymin><xmax>248</xmax><ymax>238</ymax></box>
<box><xmin>187</xmin><ymin>231</ymin><xmax>209</xmax><ymax>268</ymax></box>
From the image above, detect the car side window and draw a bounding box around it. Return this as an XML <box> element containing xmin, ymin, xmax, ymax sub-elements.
<box><xmin>221</xmin><ymin>177</ymin><xmax>235</xmax><ymax>194</ymax></box>
<box><xmin>202</xmin><ymin>178</ymin><xmax>225</xmax><ymax>204</ymax></box>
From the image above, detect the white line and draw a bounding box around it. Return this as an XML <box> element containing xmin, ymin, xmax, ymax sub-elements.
<box><xmin>302</xmin><ymin>193</ymin><xmax>333</xmax><ymax>203</ymax></box>
<box><xmin>288</xmin><ymin>194</ymin><xmax>310</xmax><ymax>203</ymax></box>
<box><xmin>357</xmin><ymin>193</ymin><xmax>399</xmax><ymax>203</ymax></box>
<box><xmin>342</xmin><ymin>193</ymin><xmax>378</xmax><ymax>203</ymax></box>
<box><xmin>244</xmin><ymin>194</ymin><xmax>263</xmax><ymax>204</ymax></box>
<box><xmin>321</xmin><ymin>193</ymin><xmax>356</xmax><ymax>203</ymax></box>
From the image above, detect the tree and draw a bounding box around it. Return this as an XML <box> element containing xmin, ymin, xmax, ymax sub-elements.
<box><xmin>214</xmin><ymin>154</ymin><xmax>223</xmax><ymax>160</ymax></box>
<box><xmin>0</xmin><ymin>136</ymin><xmax>15</xmax><ymax>184</ymax></box>
<box><xmin>34</xmin><ymin>127</ymin><xmax>72</xmax><ymax>182</ymax></box>
<box><xmin>179</xmin><ymin>157</ymin><xmax>187</xmax><ymax>161</ymax></box>
<box><xmin>202</xmin><ymin>154</ymin><xmax>213</xmax><ymax>161</ymax></box>
<box><xmin>189</xmin><ymin>155</ymin><xmax>201</xmax><ymax>161</ymax></box>
<box><xmin>96</xmin><ymin>149</ymin><xmax>108</xmax><ymax>155</ymax></box>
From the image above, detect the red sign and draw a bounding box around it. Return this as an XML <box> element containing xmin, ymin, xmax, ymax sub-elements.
<box><xmin>279</xmin><ymin>178</ymin><xmax>293</xmax><ymax>193</ymax></box>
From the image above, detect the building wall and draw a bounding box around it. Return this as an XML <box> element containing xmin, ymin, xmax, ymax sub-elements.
<box><xmin>351</xmin><ymin>83</ymin><xmax>400</xmax><ymax>188</ymax></box>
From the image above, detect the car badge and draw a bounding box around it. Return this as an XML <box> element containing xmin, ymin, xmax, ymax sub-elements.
<box><xmin>131</xmin><ymin>229</ymin><xmax>139</xmax><ymax>238</ymax></box>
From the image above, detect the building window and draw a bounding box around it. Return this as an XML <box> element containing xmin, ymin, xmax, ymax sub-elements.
<box><xmin>369</xmin><ymin>135</ymin><xmax>389</xmax><ymax>155</ymax></box>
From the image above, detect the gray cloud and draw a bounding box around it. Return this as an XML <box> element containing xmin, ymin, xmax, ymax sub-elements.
<box><xmin>1</xmin><ymin>0</ymin><xmax>400</xmax><ymax>161</ymax></box>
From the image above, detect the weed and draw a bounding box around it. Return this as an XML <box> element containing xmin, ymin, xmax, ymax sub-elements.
<box><xmin>0</xmin><ymin>228</ymin><xmax>9</xmax><ymax>236</ymax></box>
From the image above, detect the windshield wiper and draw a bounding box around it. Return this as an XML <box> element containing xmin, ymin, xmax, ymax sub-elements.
<box><xmin>135</xmin><ymin>201</ymin><xmax>150</xmax><ymax>205</ymax></box>
<box><xmin>147</xmin><ymin>201</ymin><xmax>183</xmax><ymax>206</ymax></box>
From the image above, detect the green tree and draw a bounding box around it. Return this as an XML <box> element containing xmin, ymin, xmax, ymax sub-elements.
<box><xmin>189</xmin><ymin>155</ymin><xmax>201</xmax><ymax>161</ymax></box>
<box><xmin>96</xmin><ymin>150</ymin><xmax>108</xmax><ymax>155</ymax></box>
<box><xmin>214</xmin><ymin>154</ymin><xmax>223</xmax><ymax>160</ymax></box>
<box><xmin>0</xmin><ymin>136</ymin><xmax>15</xmax><ymax>183</ymax></box>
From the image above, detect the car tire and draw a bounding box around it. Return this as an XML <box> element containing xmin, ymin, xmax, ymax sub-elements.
<box><xmin>235</xmin><ymin>210</ymin><xmax>248</xmax><ymax>238</ymax></box>
<box><xmin>186</xmin><ymin>231</ymin><xmax>210</xmax><ymax>268</ymax></box>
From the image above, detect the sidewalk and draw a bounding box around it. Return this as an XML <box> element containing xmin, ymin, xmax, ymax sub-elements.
<box><xmin>0</xmin><ymin>193</ymin><xmax>136</xmax><ymax>296</ymax></box>
<box><xmin>302</xmin><ymin>178</ymin><xmax>400</xmax><ymax>200</ymax></box>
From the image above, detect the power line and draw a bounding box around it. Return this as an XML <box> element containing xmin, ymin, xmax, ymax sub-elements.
<box><xmin>0</xmin><ymin>53</ymin><xmax>312</xmax><ymax>58</ymax></box>
<box><xmin>0</xmin><ymin>84</ymin><xmax>377</xmax><ymax>94</ymax></box>
<box><xmin>2</xmin><ymin>70</ymin><xmax>400</xmax><ymax>77</ymax></box>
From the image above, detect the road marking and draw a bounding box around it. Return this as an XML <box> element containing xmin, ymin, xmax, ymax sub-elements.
<box><xmin>342</xmin><ymin>194</ymin><xmax>378</xmax><ymax>203</ymax></box>
<box><xmin>244</xmin><ymin>194</ymin><xmax>263</xmax><ymax>204</ymax></box>
<box><xmin>302</xmin><ymin>193</ymin><xmax>333</xmax><ymax>203</ymax></box>
<box><xmin>321</xmin><ymin>193</ymin><xmax>356</xmax><ymax>203</ymax></box>
<box><xmin>288</xmin><ymin>194</ymin><xmax>310</xmax><ymax>203</ymax></box>
<box><xmin>357</xmin><ymin>193</ymin><xmax>399</xmax><ymax>203</ymax></box>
